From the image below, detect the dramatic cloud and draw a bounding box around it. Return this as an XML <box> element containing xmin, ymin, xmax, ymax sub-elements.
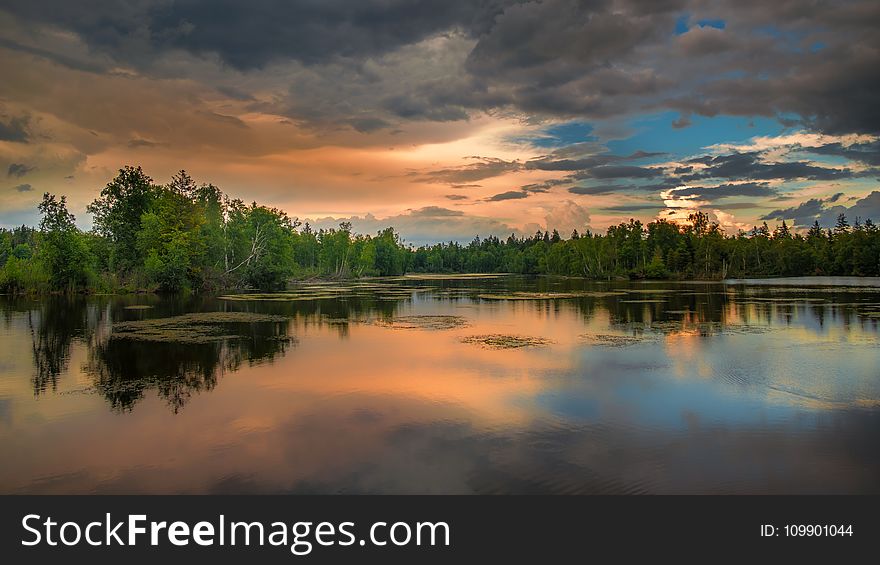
<box><xmin>487</xmin><ymin>190</ymin><xmax>529</xmax><ymax>202</ymax></box>
<box><xmin>682</xmin><ymin>152</ymin><xmax>855</xmax><ymax>182</ymax></box>
<box><xmin>0</xmin><ymin>0</ymin><xmax>877</xmax><ymax>238</ymax></box>
<box><xmin>669</xmin><ymin>182</ymin><xmax>776</xmax><ymax>202</ymax></box>
<box><xmin>7</xmin><ymin>163</ymin><xmax>34</xmax><ymax>177</ymax></box>
<box><xmin>806</xmin><ymin>140</ymin><xmax>880</xmax><ymax>167</ymax></box>
<box><xmin>3</xmin><ymin>0</ymin><xmax>877</xmax><ymax>133</ymax></box>
<box><xmin>586</xmin><ymin>165</ymin><xmax>661</xmax><ymax>179</ymax></box>
<box><xmin>0</xmin><ymin>112</ymin><xmax>30</xmax><ymax>142</ymax></box>
<box><xmin>604</xmin><ymin>203</ymin><xmax>664</xmax><ymax>213</ymax></box>
<box><xmin>419</xmin><ymin>157</ymin><xmax>521</xmax><ymax>185</ymax></box>
<box><xmin>762</xmin><ymin>191</ymin><xmax>880</xmax><ymax>228</ymax></box>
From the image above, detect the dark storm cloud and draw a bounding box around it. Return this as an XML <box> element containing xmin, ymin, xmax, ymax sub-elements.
<box><xmin>7</xmin><ymin>163</ymin><xmax>34</xmax><ymax>177</ymax></box>
<box><xmin>761</xmin><ymin>198</ymin><xmax>835</xmax><ymax>226</ymax></box>
<box><xmin>603</xmin><ymin>203</ymin><xmax>664</xmax><ymax>213</ymax></box>
<box><xmin>0</xmin><ymin>36</ymin><xmax>109</xmax><ymax>74</ymax></box>
<box><xmin>568</xmin><ymin>184</ymin><xmax>629</xmax><ymax>195</ymax></box>
<box><xmin>587</xmin><ymin>165</ymin><xmax>660</xmax><ymax>179</ymax></box>
<box><xmin>805</xmin><ymin>141</ymin><xmax>880</xmax><ymax>167</ymax></box>
<box><xmin>671</xmin><ymin>114</ymin><xmax>692</xmax><ymax>129</ymax></box>
<box><xmin>346</xmin><ymin>117</ymin><xmax>392</xmax><ymax>133</ymax></box>
<box><xmin>525</xmin><ymin>150</ymin><xmax>664</xmax><ymax>172</ymax></box>
<box><xmin>683</xmin><ymin>152</ymin><xmax>855</xmax><ymax>181</ymax></box>
<box><xmin>486</xmin><ymin>190</ymin><xmax>528</xmax><ymax>202</ymax></box>
<box><xmin>671</xmin><ymin>182</ymin><xmax>776</xmax><ymax>202</ymax></box>
<box><xmin>848</xmin><ymin>191</ymin><xmax>880</xmax><ymax>221</ymax></box>
<box><xmin>417</xmin><ymin>148</ymin><xmax>668</xmax><ymax>188</ymax></box>
<box><xmin>214</xmin><ymin>86</ymin><xmax>256</xmax><ymax>102</ymax></box>
<box><xmin>419</xmin><ymin>157</ymin><xmax>521</xmax><ymax>185</ymax></box>
<box><xmin>462</xmin><ymin>0</ymin><xmax>679</xmax><ymax>118</ymax></box>
<box><xmin>519</xmin><ymin>179</ymin><xmax>567</xmax><ymax>193</ymax></box>
<box><xmin>761</xmin><ymin>191</ymin><xmax>880</xmax><ymax>227</ymax></box>
<box><xmin>0</xmin><ymin>113</ymin><xmax>30</xmax><ymax>143</ymax></box>
<box><xmin>526</xmin><ymin>156</ymin><xmax>619</xmax><ymax>172</ymax></box>
<box><xmin>567</xmin><ymin>180</ymin><xmax>678</xmax><ymax>195</ymax></box>
<box><xmin>463</xmin><ymin>0</ymin><xmax>879</xmax><ymax>134</ymax></box>
<box><xmin>381</xmin><ymin>94</ymin><xmax>470</xmax><ymax>122</ymax></box>
<box><xmin>444</xmin><ymin>141</ymin><xmax>878</xmax><ymax>200</ymax></box>
<box><xmin>3</xmin><ymin>0</ymin><xmax>877</xmax><ymax>134</ymax></box>
<box><xmin>1</xmin><ymin>0</ymin><xmax>516</xmax><ymax>69</ymax></box>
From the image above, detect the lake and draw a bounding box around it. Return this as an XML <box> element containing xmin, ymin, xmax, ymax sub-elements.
<box><xmin>1</xmin><ymin>275</ymin><xmax>878</xmax><ymax>494</ymax></box>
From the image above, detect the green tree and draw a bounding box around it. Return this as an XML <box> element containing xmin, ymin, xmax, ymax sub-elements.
<box><xmin>38</xmin><ymin>193</ymin><xmax>93</xmax><ymax>290</ymax></box>
<box><xmin>87</xmin><ymin>166</ymin><xmax>156</xmax><ymax>272</ymax></box>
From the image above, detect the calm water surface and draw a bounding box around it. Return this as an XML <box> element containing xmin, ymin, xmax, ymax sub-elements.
<box><xmin>1</xmin><ymin>275</ymin><xmax>878</xmax><ymax>494</ymax></box>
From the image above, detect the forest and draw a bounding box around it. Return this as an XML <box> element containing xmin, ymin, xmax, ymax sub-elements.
<box><xmin>2</xmin><ymin>165</ymin><xmax>880</xmax><ymax>293</ymax></box>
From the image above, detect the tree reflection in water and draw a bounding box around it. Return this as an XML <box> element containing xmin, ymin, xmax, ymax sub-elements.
<box><xmin>85</xmin><ymin>333</ymin><xmax>292</xmax><ymax>413</ymax></box>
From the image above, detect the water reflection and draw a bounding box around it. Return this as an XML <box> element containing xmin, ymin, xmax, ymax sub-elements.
<box><xmin>25</xmin><ymin>296</ymin><xmax>95</xmax><ymax>395</ymax></box>
<box><xmin>85</xmin><ymin>336</ymin><xmax>292</xmax><ymax>413</ymax></box>
<box><xmin>0</xmin><ymin>276</ymin><xmax>878</xmax><ymax>494</ymax></box>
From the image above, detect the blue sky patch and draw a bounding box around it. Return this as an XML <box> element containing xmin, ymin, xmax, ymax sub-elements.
<box><xmin>697</xmin><ymin>19</ymin><xmax>726</xmax><ymax>30</ymax></box>
<box><xmin>513</xmin><ymin>121</ymin><xmax>597</xmax><ymax>148</ymax></box>
<box><xmin>607</xmin><ymin>112</ymin><xmax>785</xmax><ymax>159</ymax></box>
<box><xmin>675</xmin><ymin>15</ymin><xmax>726</xmax><ymax>35</ymax></box>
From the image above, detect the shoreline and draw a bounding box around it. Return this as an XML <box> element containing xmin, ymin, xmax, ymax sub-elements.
<box><xmin>4</xmin><ymin>273</ymin><xmax>880</xmax><ymax>298</ymax></box>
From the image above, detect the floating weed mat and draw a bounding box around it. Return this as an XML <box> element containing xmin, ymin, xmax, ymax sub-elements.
<box><xmin>396</xmin><ymin>273</ymin><xmax>509</xmax><ymax>280</ymax></box>
<box><xmin>623</xmin><ymin>320</ymin><xmax>774</xmax><ymax>336</ymax></box>
<box><xmin>580</xmin><ymin>333</ymin><xmax>660</xmax><ymax>347</ymax></box>
<box><xmin>460</xmin><ymin>334</ymin><xmax>552</xmax><ymax>349</ymax></box>
<box><xmin>433</xmin><ymin>287</ymin><xmax>487</xmax><ymax>295</ymax></box>
<box><xmin>219</xmin><ymin>283</ymin><xmax>435</xmax><ymax>302</ymax></box>
<box><xmin>320</xmin><ymin>315</ymin><xmax>367</xmax><ymax>325</ymax></box>
<box><xmin>374</xmin><ymin>315</ymin><xmax>470</xmax><ymax>330</ymax></box>
<box><xmin>110</xmin><ymin>312</ymin><xmax>289</xmax><ymax>344</ymax></box>
<box><xmin>123</xmin><ymin>305</ymin><xmax>154</xmax><ymax>310</ymax></box>
<box><xmin>477</xmin><ymin>291</ymin><xmax>627</xmax><ymax>300</ymax></box>
<box><xmin>741</xmin><ymin>297</ymin><xmax>827</xmax><ymax>302</ymax></box>
<box><xmin>220</xmin><ymin>293</ymin><xmax>344</xmax><ymax>301</ymax></box>
<box><xmin>624</xmin><ymin>289</ymin><xmax>681</xmax><ymax>294</ymax></box>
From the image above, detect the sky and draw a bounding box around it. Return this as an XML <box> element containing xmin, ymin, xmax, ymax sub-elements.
<box><xmin>1</xmin><ymin>0</ymin><xmax>878</xmax><ymax>245</ymax></box>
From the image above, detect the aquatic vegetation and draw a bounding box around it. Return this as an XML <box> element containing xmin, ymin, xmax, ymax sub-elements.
<box><xmin>625</xmin><ymin>289</ymin><xmax>680</xmax><ymax>294</ymax></box>
<box><xmin>218</xmin><ymin>283</ymin><xmax>434</xmax><ymax>302</ymax></box>
<box><xmin>219</xmin><ymin>293</ymin><xmax>343</xmax><ymax>301</ymax></box>
<box><xmin>580</xmin><ymin>333</ymin><xmax>658</xmax><ymax>347</ymax></box>
<box><xmin>321</xmin><ymin>315</ymin><xmax>366</xmax><ymax>325</ymax></box>
<box><xmin>110</xmin><ymin>311</ymin><xmax>289</xmax><ymax>343</ymax></box>
<box><xmin>122</xmin><ymin>305</ymin><xmax>154</xmax><ymax>310</ymax></box>
<box><xmin>744</xmin><ymin>297</ymin><xmax>827</xmax><ymax>302</ymax></box>
<box><xmin>397</xmin><ymin>273</ymin><xmax>508</xmax><ymax>280</ymax></box>
<box><xmin>374</xmin><ymin>315</ymin><xmax>470</xmax><ymax>330</ymax></box>
<box><xmin>635</xmin><ymin>320</ymin><xmax>773</xmax><ymax>336</ymax></box>
<box><xmin>460</xmin><ymin>334</ymin><xmax>552</xmax><ymax>349</ymax></box>
<box><xmin>477</xmin><ymin>291</ymin><xmax>627</xmax><ymax>300</ymax></box>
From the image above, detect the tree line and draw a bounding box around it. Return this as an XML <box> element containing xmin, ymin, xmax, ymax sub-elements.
<box><xmin>2</xmin><ymin>165</ymin><xmax>879</xmax><ymax>293</ymax></box>
<box><xmin>0</xmin><ymin>166</ymin><xmax>409</xmax><ymax>293</ymax></box>
<box><xmin>410</xmin><ymin>212</ymin><xmax>880</xmax><ymax>279</ymax></box>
